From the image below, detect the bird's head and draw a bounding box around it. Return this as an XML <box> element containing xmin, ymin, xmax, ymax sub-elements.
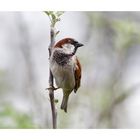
<box><xmin>54</xmin><ymin>38</ymin><xmax>83</xmax><ymax>54</ymax></box>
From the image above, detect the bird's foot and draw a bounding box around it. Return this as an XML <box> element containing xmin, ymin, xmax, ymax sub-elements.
<box><xmin>46</xmin><ymin>86</ymin><xmax>60</xmax><ymax>91</ymax></box>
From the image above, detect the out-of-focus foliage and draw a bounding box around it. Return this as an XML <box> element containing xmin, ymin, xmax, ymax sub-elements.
<box><xmin>0</xmin><ymin>104</ymin><xmax>36</xmax><ymax>128</ymax></box>
<box><xmin>84</xmin><ymin>12</ymin><xmax>140</xmax><ymax>128</ymax></box>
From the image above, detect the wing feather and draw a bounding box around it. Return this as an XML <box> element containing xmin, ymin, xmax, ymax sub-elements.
<box><xmin>74</xmin><ymin>56</ymin><xmax>82</xmax><ymax>93</ymax></box>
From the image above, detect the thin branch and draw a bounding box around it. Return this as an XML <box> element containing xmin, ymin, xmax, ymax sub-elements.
<box><xmin>45</xmin><ymin>11</ymin><xmax>64</xmax><ymax>129</ymax></box>
<box><xmin>48</xmin><ymin>27</ymin><xmax>57</xmax><ymax>129</ymax></box>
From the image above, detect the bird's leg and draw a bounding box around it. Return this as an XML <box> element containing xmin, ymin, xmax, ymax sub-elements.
<box><xmin>46</xmin><ymin>86</ymin><xmax>60</xmax><ymax>91</ymax></box>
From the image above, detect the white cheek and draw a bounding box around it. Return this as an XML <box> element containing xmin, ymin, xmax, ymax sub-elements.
<box><xmin>62</xmin><ymin>44</ymin><xmax>74</xmax><ymax>53</ymax></box>
<box><xmin>70</xmin><ymin>45</ymin><xmax>74</xmax><ymax>51</ymax></box>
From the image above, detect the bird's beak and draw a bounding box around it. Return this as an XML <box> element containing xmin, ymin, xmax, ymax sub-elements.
<box><xmin>75</xmin><ymin>42</ymin><xmax>84</xmax><ymax>48</ymax></box>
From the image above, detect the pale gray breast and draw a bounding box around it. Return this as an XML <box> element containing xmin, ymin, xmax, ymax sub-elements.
<box><xmin>50</xmin><ymin>49</ymin><xmax>75</xmax><ymax>90</ymax></box>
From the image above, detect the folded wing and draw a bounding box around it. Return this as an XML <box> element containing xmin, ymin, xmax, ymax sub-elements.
<box><xmin>74</xmin><ymin>56</ymin><xmax>82</xmax><ymax>93</ymax></box>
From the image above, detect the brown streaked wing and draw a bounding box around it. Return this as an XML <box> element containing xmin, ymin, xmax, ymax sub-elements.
<box><xmin>74</xmin><ymin>57</ymin><xmax>82</xmax><ymax>93</ymax></box>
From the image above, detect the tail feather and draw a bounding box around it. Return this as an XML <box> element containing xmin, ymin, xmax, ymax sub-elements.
<box><xmin>61</xmin><ymin>95</ymin><xmax>69</xmax><ymax>113</ymax></box>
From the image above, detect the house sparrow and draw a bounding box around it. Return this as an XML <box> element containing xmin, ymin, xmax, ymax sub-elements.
<box><xmin>50</xmin><ymin>38</ymin><xmax>83</xmax><ymax>112</ymax></box>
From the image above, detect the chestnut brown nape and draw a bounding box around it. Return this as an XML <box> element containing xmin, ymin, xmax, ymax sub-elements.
<box><xmin>54</xmin><ymin>38</ymin><xmax>75</xmax><ymax>48</ymax></box>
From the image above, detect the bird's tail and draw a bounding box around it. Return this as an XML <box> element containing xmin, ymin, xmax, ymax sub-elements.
<box><xmin>61</xmin><ymin>94</ymin><xmax>69</xmax><ymax>113</ymax></box>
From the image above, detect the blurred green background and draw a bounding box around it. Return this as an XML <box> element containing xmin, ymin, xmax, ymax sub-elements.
<box><xmin>0</xmin><ymin>12</ymin><xmax>140</xmax><ymax>128</ymax></box>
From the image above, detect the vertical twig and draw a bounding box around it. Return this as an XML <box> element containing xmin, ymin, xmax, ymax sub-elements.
<box><xmin>48</xmin><ymin>27</ymin><xmax>57</xmax><ymax>129</ymax></box>
<box><xmin>45</xmin><ymin>11</ymin><xmax>64</xmax><ymax>129</ymax></box>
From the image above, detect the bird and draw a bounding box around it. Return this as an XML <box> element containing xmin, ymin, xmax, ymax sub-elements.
<box><xmin>50</xmin><ymin>38</ymin><xmax>83</xmax><ymax>112</ymax></box>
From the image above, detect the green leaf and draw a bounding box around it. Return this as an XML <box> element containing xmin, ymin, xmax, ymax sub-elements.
<box><xmin>44</xmin><ymin>11</ymin><xmax>50</xmax><ymax>16</ymax></box>
<box><xmin>55</xmin><ymin>31</ymin><xmax>60</xmax><ymax>36</ymax></box>
<box><xmin>56</xmin><ymin>11</ymin><xmax>64</xmax><ymax>17</ymax></box>
<box><xmin>51</xmin><ymin>14</ymin><xmax>56</xmax><ymax>21</ymax></box>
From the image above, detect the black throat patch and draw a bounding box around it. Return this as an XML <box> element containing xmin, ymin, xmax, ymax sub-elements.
<box><xmin>53</xmin><ymin>50</ymin><xmax>72</xmax><ymax>66</ymax></box>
